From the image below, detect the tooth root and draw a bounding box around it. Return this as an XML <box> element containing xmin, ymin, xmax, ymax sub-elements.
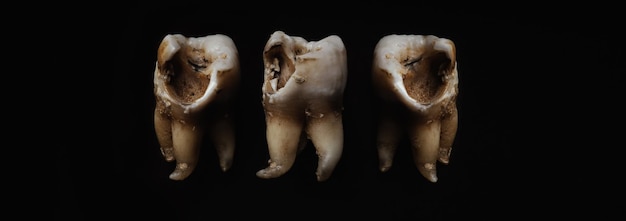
<box><xmin>438</xmin><ymin>106</ymin><xmax>458</xmax><ymax>164</ymax></box>
<box><xmin>409</xmin><ymin>118</ymin><xmax>441</xmax><ymax>183</ymax></box>
<box><xmin>169</xmin><ymin>120</ymin><xmax>203</xmax><ymax>180</ymax></box>
<box><xmin>418</xmin><ymin>162</ymin><xmax>438</xmax><ymax>183</ymax></box>
<box><xmin>154</xmin><ymin>108</ymin><xmax>174</xmax><ymax>162</ymax></box>
<box><xmin>376</xmin><ymin>104</ymin><xmax>401</xmax><ymax>172</ymax></box>
<box><xmin>256</xmin><ymin>114</ymin><xmax>304</xmax><ymax>179</ymax></box>
<box><xmin>377</xmin><ymin>142</ymin><xmax>396</xmax><ymax>173</ymax></box>
<box><xmin>208</xmin><ymin>114</ymin><xmax>236</xmax><ymax>172</ymax></box>
<box><xmin>169</xmin><ymin>162</ymin><xmax>192</xmax><ymax>181</ymax></box>
<box><xmin>306</xmin><ymin>111</ymin><xmax>343</xmax><ymax>182</ymax></box>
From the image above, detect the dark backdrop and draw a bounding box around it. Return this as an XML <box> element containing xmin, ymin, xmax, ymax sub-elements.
<box><xmin>62</xmin><ymin>1</ymin><xmax>623</xmax><ymax>220</ymax></box>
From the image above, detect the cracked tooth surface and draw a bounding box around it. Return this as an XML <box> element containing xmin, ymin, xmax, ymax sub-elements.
<box><xmin>372</xmin><ymin>34</ymin><xmax>459</xmax><ymax>182</ymax></box>
<box><xmin>153</xmin><ymin>34</ymin><xmax>240</xmax><ymax>180</ymax></box>
<box><xmin>258</xmin><ymin>31</ymin><xmax>347</xmax><ymax>182</ymax></box>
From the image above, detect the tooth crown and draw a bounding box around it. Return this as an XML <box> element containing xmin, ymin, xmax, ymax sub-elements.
<box><xmin>372</xmin><ymin>34</ymin><xmax>458</xmax><ymax>116</ymax></box>
<box><xmin>262</xmin><ymin>31</ymin><xmax>347</xmax><ymax>106</ymax></box>
<box><xmin>155</xmin><ymin>34</ymin><xmax>241</xmax><ymax>117</ymax></box>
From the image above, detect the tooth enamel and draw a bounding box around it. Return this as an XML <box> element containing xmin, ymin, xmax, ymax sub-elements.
<box><xmin>258</xmin><ymin>31</ymin><xmax>348</xmax><ymax>182</ymax></box>
<box><xmin>153</xmin><ymin>34</ymin><xmax>240</xmax><ymax>180</ymax></box>
<box><xmin>270</xmin><ymin>78</ymin><xmax>278</xmax><ymax>91</ymax></box>
<box><xmin>372</xmin><ymin>34</ymin><xmax>459</xmax><ymax>183</ymax></box>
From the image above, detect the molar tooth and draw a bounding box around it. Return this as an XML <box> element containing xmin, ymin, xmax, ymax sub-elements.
<box><xmin>153</xmin><ymin>34</ymin><xmax>240</xmax><ymax>180</ymax></box>
<box><xmin>372</xmin><ymin>34</ymin><xmax>459</xmax><ymax>183</ymax></box>
<box><xmin>259</xmin><ymin>31</ymin><xmax>347</xmax><ymax>182</ymax></box>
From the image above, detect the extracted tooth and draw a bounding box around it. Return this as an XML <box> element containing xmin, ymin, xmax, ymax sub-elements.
<box><xmin>372</xmin><ymin>34</ymin><xmax>459</xmax><ymax>183</ymax></box>
<box><xmin>153</xmin><ymin>33</ymin><xmax>240</xmax><ymax>180</ymax></box>
<box><xmin>258</xmin><ymin>31</ymin><xmax>348</xmax><ymax>182</ymax></box>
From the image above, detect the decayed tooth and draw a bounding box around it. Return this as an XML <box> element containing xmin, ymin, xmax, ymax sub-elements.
<box><xmin>153</xmin><ymin>34</ymin><xmax>240</xmax><ymax>180</ymax></box>
<box><xmin>372</xmin><ymin>34</ymin><xmax>459</xmax><ymax>183</ymax></box>
<box><xmin>257</xmin><ymin>31</ymin><xmax>348</xmax><ymax>182</ymax></box>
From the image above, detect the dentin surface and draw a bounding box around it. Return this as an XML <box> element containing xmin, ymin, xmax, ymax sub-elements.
<box><xmin>372</xmin><ymin>34</ymin><xmax>459</xmax><ymax>182</ymax></box>
<box><xmin>153</xmin><ymin>34</ymin><xmax>240</xmax><ymax>180</ymax></box>
<box><xmin>258</xmin><ymin>31</ymin><xmax>347</xmax><ymax>182</ymax></box>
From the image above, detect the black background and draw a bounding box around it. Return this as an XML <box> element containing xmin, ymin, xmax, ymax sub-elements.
<box><xmin>62</xmin><ymin>1</ymin><xmax>623</xmax><ymax>220</ymax></box>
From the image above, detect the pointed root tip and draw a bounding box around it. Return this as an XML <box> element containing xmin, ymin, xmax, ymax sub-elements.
<box><xmin>377</xmin><ymin>153</ymin><xmax>394</xmax><ymax>171</ymax></box>
<box><xmin>168</xmin><ymin>163</ymin><xmax>193</xmax><ymax>181</ymax></box>
<box><xmin>315</xmin><ymin>171</ymin><xmax>331</xmax><ymax>182</ymax></box>
<box><xmin>168</xmin><ymin>170</ymin><xmax>188</xmax><ymax>181</ymax></box>
<box><xmin>425</xmin><ymin>173</ymin><xmax>438</xmax><ymax>183</ymax></box>
<box><xmin>419</xmin><ymin>163</ymin><xmax>438</xmax><ymax>183</ymax></box>
<box><xmin>255</xmin><ymin>166</ymin><xmax>284</xmax><ymax>179</ymax></box>
<box><xmin>219</xmin><ymin>161</ymin><xmax>232</xmax><ymax>172</ymax></box>
<box><xmin>220</xmin><ymin>166</ymin><xmax>230</xmax><ymax>172</ymax></box>
<box><xmin>380</xmin><ymin>167</ymin><xmax>390</xmax><ymax>172</ymax></box>
<box><xmin>379</xmin><ymin>163</ymin><xmax>392</xmax><ymax>172</ymax></box>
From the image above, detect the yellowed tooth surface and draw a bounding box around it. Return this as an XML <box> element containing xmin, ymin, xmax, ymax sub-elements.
<box><xmin>258</xmin><ymin>31</ymin><xmax>347</xmax><ymax>182</ymax></box>
<box><xmin>372</xmin><ymin>34</ymin><xmax>459</xmax><ymax>182</ymax></box>
<box><xmin>153</xmin><ymin>34</ymin><xmax>240</xmax><ymax>180</ymax></box>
